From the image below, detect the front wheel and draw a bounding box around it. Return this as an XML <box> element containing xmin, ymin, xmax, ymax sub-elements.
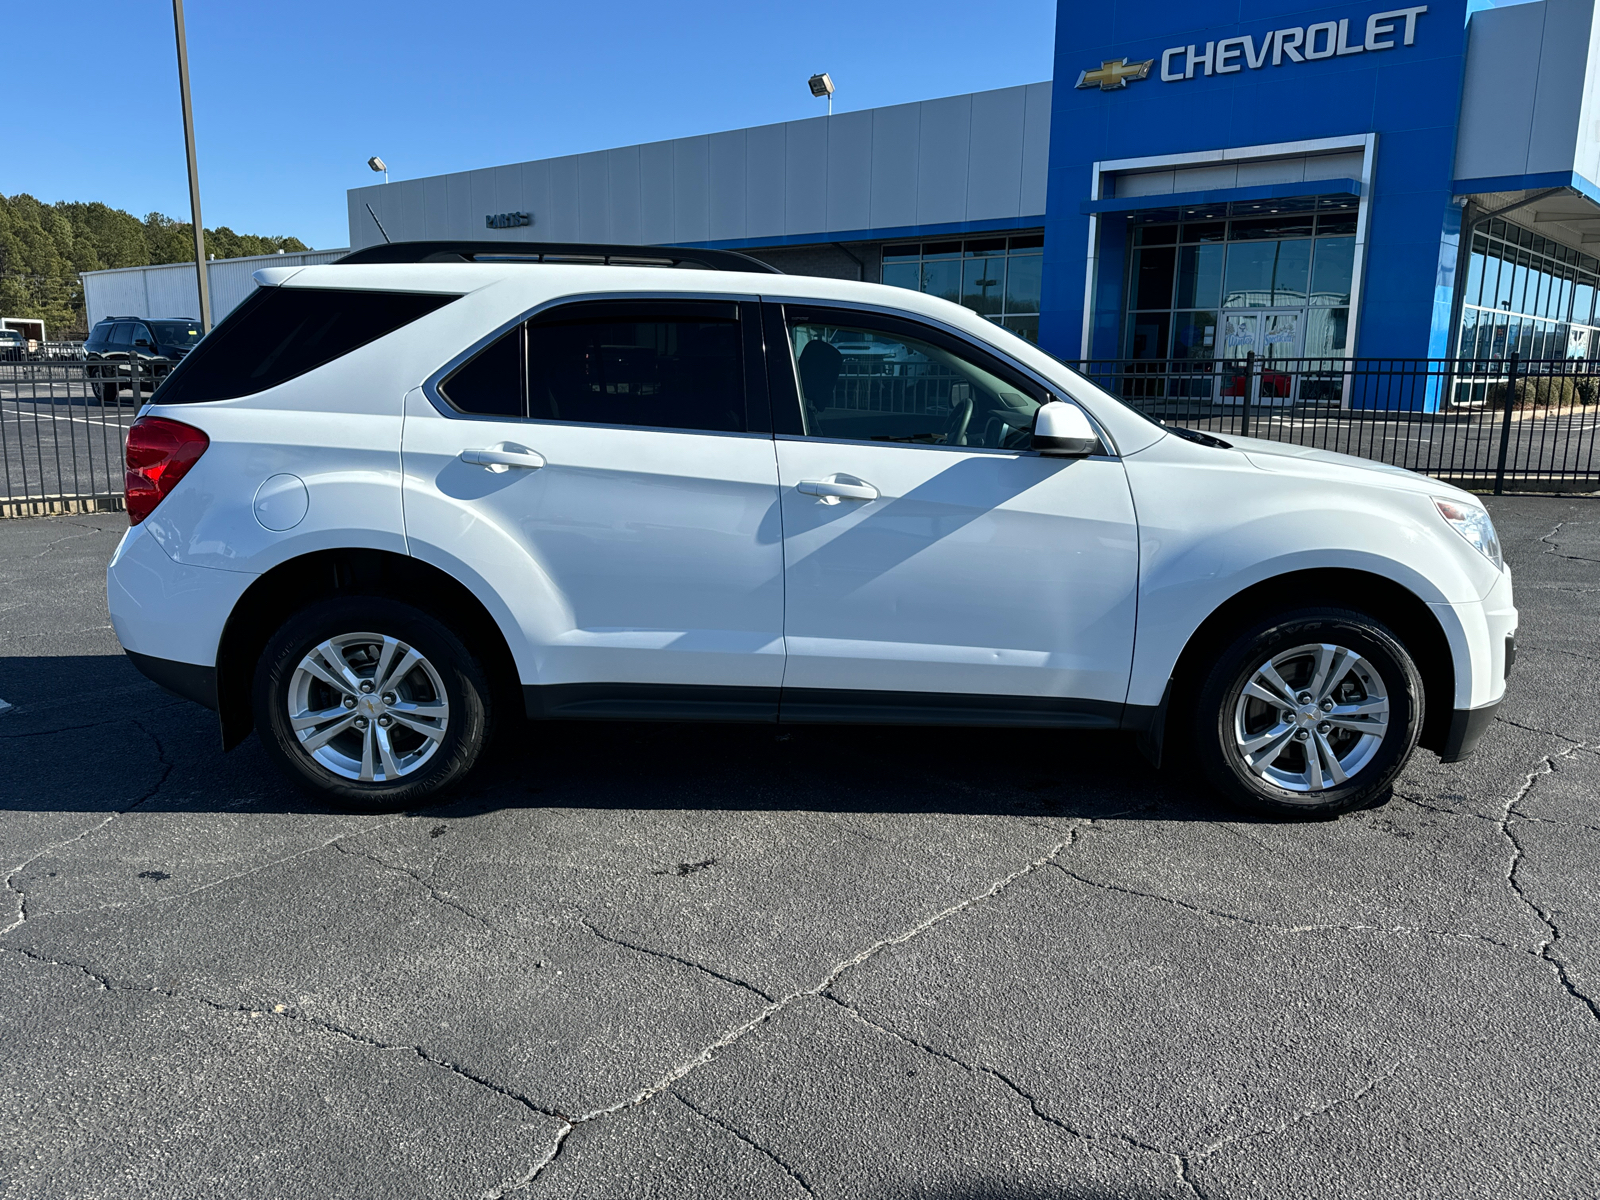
<box><xmin>252</xmin><ymin>596</ymin><xmax>492</xmax><ymax>809</ymax></box>
<box><xmin>1193</xmin><ymin>607</ymin><xmax>1424</xmax><ymax>818</ymax></box>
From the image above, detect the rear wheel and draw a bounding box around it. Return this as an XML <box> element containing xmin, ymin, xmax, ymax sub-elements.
<box><xmin>252</xmin><ymin>596</ymin><xmax>492</xmax><ymax>809</ymax></box>
<box><xmin>99</xmin><ymin>380</ymin><xmax>119</xmax><ymax>405</ymax></box>
<box><xmin>1193</xmin><ymin>607</ymin><xmax>1423</xmax><ymax>818</ymax></box>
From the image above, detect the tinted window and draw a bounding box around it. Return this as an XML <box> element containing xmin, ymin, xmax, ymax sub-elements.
<box><xmin>789</xmin><ymin>318</ymin><xmax>1040</xmax><ymax>449</ymax></box>
<box><xmin>109</xmin><ymin>323</ymin><xmax>136</xmax><ymax>346</ymax></box>
<box><xmin>86</xmin><ymin>323</ymin><xmax>113</xmax><ymax>347</ymax></box>
<box><xmin>439</xmin><ymin>328</ymin><xmax>523</xmax><ymax>418</ymax></box>
<box><xmin>148</xmin><ymin>320</ymin><xmax>203</xmax><ymax>346</ymax></box>
<box><xmin>526</xmin><ymin>303</ymin><xmax>744</xmax><ymax>433</ymax></box>
<box><xmin>153</xmin><ymin>287</ymin><xmax>456</xmax><ymax>404</ymax></box>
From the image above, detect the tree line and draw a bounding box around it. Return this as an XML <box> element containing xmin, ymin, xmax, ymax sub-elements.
<box><xmin>0</xmin><ymin>192</ymin><xmax>309</xmax><ymax>337</ymax></box>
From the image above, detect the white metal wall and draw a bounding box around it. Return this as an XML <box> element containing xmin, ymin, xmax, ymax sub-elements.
<box><xmin>81</xmin><ymin>248</ymin><xmax>348</xmax><ymax>328</ymax></box>
<box><xmin>1454</xmin><ymin>0</ymin><xmax>1600</xmax><ymax>183</ymax></box>
<box><xmin>346</xmin><ymin>83</ymin><xmax>1053</xmax><ymax>251</ymax></box>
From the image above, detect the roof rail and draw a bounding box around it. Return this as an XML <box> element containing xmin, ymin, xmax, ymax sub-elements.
<box><xmin>336</xmin><ymin>240</ymin><xmax>782</xmax><ymax>274</ymax></box>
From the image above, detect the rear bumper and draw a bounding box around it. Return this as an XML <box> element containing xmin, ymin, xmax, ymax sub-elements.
<box><xmin>1437</xmin><ymin>699</ymin><xmax>1501</xmax><ymax>764</ymax></box>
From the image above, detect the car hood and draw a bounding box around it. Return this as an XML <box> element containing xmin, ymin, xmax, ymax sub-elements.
<box><xmin>1219</xmin><ymin>433</ymin><xmax>1475</xmax><ymax>502</ymax></box>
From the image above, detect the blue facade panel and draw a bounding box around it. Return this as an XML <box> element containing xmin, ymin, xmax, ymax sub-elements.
<box><xmin>1042</xmin><ymin>0</ymin><xmax>1471</xmax><ymax>363</ymax></box>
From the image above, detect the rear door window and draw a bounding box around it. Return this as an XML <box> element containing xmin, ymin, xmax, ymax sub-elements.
<box><xmin>153</xmin><ymin>287</ymin><xmax>457</xmax><ymax>404</ymax></box>
<box><xmin>528</xmin><ymin>301</ymin><xmax>747</xmax><ymax>434</ymax></box>
<box><xmin>438</xmin><ymin>299</ymin><xmax>756</xmax><ymax>433</ymax></box>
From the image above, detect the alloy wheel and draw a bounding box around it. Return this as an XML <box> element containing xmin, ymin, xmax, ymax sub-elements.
<box><xmin>1232</xmin><ymin>641</ymin><xmax>1390</xmax><ymax>796</ymax></box>
<box><xmin>286</xmin><ymin>632</ymin><xmax>450</xmax><ymax>782</ymax></box>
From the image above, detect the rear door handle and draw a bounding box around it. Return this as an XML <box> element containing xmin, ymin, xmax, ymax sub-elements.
<box><xmin>461</xmin><ymin>444</ymin><xmax>545</xmax><ymax>473</ymax></box>
<box><xmin>798</xmin><ymin>477</ymin><xmax>878</xmax><ymax>504</ymax></box>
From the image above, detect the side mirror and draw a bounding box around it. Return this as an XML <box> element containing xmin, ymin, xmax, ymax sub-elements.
<box><xmin>134</xmin><ymin>339</ymin><xmax>153</xmax><ymax>349</ymax></box>
<box><xmin>1031</xmin><ymin>400</ymin><xmax>1101</xmax><ymax>457</ymax></box>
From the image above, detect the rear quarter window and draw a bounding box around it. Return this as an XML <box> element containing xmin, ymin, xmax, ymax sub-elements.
<box><xmin>151</xmin><ymin>286</ymin><xmax>457</xmax><ymax>404</ymax></box>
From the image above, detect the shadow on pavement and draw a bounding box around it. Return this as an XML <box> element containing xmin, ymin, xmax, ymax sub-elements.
<box><xmin>0</xmin><ymin>652</ymin><xmax>1335</xmax><ymax>825</ymax></box>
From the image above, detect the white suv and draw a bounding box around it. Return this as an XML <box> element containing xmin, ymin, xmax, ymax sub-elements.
<box><xmin>107</xmin><ymin>241</ymin><xmax>1516</xmax><ymax>817</ymax></box>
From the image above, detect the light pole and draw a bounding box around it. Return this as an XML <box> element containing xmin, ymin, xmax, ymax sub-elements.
<box><xmin>171</xmin><ymin>0</ymin><xmax>212</xmax><ymax>332</ymax></box>
<box><xmin>808</xmin><ymin>73</ymin><xmax>835</xmax><ymax>117</ymax></box>
<box><xmin>368</xmin><ymin>156</ymin><xmax>388</xmax><ymax>185</ymax></box>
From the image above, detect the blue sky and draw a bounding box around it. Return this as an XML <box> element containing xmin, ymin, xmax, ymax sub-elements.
<box><xmin>5</xmin><ymin>1</ymin><xmax>1056</xmax><ymax>250</ymax></box>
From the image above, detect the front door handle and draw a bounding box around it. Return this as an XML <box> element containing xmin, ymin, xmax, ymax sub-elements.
<box><xmin>460</xmin><ymin>444</ymin><xmax>545</xmax><ymax>473</ymax></box>
<box><xmin>798</xmin><ymin>477</ymin><xmax>878</xmax><ymax>504</ymax></box>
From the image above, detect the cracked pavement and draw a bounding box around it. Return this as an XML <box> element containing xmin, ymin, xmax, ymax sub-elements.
<box><xmin>2</xmin><ymin>498</ymin><xmax>1598</xmax><ymax>1199</ymax></box>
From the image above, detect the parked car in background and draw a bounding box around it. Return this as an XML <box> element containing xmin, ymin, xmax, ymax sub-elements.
<box><xmin>84</xmin><ymin>316</ymin><xmax>203</xmax><ymax>403</ymax></box>
<box><xmin>107</xmin><ymin>241</ymin><xmax>1515</xmax><ymax>818</ymax></box>
<box><xmin>0</xmin><ymin>329</ymin><xmax>27</xmax><ymax>361</ymax></box>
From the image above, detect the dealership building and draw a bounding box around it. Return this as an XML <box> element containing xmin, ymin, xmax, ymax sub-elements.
<box><xmin>334</xmin><ymin>0</ymin><xmax>1600</xmax><ymax>399</ymax></box>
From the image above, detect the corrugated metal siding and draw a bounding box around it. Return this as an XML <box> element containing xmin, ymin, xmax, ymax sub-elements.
<box><xmin>81</xmin><ymin>249</ymin><xmax>347</xmax><ymax>328</ymax></box>
<box><xmin>347</xmin><ymin>82</ymin><xmax>1053</xmax><ymax>250</ymax></box>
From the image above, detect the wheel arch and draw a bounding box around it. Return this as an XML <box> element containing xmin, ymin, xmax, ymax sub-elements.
<box><xmin>214</xmin><ymin>548</ymin><xmax>520</xmax><ymax>750</ymax></box>
<box><xmin>1152</xmin><ymin>567</ymin><xmax>1457</xmax><ymax>761</ymax></box>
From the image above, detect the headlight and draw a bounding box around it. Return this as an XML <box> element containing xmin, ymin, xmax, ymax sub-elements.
<box><xmin>1434</xmin><ymin>497</ymin><xmax>1502</xmax><ymax>569</ymax></box>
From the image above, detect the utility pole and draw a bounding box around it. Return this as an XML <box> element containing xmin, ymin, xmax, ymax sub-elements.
<box><xmin>172</xmin><ymin>0</ymin><xmax>213</xmax><ymax>332</ymax></box>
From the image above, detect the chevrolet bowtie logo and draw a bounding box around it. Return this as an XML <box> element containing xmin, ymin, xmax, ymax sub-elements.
<box><xmin>1076</xmin><ymin>58</ymin><xmax>1154</xmax><ymax>91</ymax></box>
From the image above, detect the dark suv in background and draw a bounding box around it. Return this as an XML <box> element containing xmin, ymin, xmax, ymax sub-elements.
<box><xmin>84</xmin><ymin>316</ymin><xmax>202</xmax><ymax>403</ymax></box>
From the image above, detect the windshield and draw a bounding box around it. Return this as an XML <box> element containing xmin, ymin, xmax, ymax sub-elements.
<box><xmin>149</xmin><ymin>321</ymin><xmax>203</xmax><ymax>346</ymax></box>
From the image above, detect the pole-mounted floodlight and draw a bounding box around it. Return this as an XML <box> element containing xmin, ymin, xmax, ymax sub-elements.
<box><xmin>368</xmin><ymin>156</ymin><xmax>388</xmax><ymax>184</ymax></box>
<box><xmin>808</xmin><ymin>72</ymin><xmax>835</xmax><ymax>117</ymax></box>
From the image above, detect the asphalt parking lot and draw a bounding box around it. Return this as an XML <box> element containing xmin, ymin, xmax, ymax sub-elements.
<box><xmin>2</xmin><ymin>497</ymin><xmax>1598</xmax><ymax>1200</ymax></box>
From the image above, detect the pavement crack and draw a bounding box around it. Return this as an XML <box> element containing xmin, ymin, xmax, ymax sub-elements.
<box><xmin>2</xmin><ymin>720</ymin><xmax>172</xmax><ymax>936</ymax></box>
<box><xmin>1540</xmin><ymin>520</ymin><xmax>1600</xmax><ymax>563</ymax></box>
<box><xmin>1496</xmin><ymin>745</ymin><xmax>1600</xmax><ymax>1024</ymax></box>
<box><xmin>482</xmin><ymin>834</ymin><xmax>1077</xmax><ymax>1194</ymax></box>
<box><xmin>1050</xmin><ymin>863</ymin><xmax>1518</xmax><ymax>950</ymax></box>
<box><xmin>672</xmin><ymin>1092</ymin><xmax>816</xmax><ymax>1197</ymax></box>
<box><xmin>577</xmin><ymin>917</ymin><xmax>775</xmax><ymax>1002</ymax></box>
<box><xmin>483</xmin><ymin>1124</ymin><xmax>574</xmax><ymax>1199</ymax></box>
<box><xmin>1183</xmin><ymin>1059</ymin><xmax>1404</xmax><ymax>1176</ymax></box>
<box><xmin>1494</xmin><ymin>714</ymin><xmax>1587</xmax><ymax>744</ymax></box>
<box><xmin>332</xmin><ymin>841</ymin><xmax>503</xmax><ymax>936</ymax></box>
<box><xmin>820</xmin><ymin>992</ymin><xmax>1165</xmax><ymax>1161</ymax></box>
<box><xmin>2</xmin><ymin>945</ymin><xmax>570</xmax><ymax>1125</ymax></box>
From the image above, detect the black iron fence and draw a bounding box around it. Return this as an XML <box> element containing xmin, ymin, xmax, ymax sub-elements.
<box><xmin>1075</xmin><ymin>353</ymin><xmax>1600</xmax><ymax>493</ymax></box>
<box><xmin>0</xmin><ymin>359</ymin><xmax>142</xmax><ymax>517</ymax></box>
<box><xmin>2</xmin><ymin>351</ymin><xmax>1597</xmax><ymax>517</ymax></box>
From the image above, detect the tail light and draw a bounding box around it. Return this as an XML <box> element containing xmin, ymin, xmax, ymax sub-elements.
<box><xmin>125</xmin><ymin>416</ymin><xmax>209</xmax><ymax>525</ymax></box>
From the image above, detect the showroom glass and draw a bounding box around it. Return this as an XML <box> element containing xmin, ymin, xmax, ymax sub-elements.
<box><xmin>789</xmin><ymin>320</ymin><xmax>1041</xmax><ymax>449</ymax></box>
<box><xmin>1457</xmin><ymin>218</ymin><xmax>1600</xmax><ymax>363</ymax></box>
<box><xmin>881</xmin><ymin>234</ymin><xmax>1044</xmax><ymax>343</ymax></box>
<box><xmin>443</xmin><ymin>306</ymin><xmax>747</xmax><ymax>434</ymax></box>
<box><xmin>1122</xmin><ymin>199</ymin><xmax>1356</xmax><ymax>362</ymax></box>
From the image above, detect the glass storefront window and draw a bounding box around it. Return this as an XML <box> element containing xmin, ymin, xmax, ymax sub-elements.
<box><xmin>1457</xmin><ymin>222</ymin><xmax>1600</xmax><ymax>362</ymax></box>
<box><xmin>961</xmin><ymin>249</ymin><xmax>1006</xmax><ymax>316</ymax></box>
<box><xmin>1005</xmin><ymin>254</ymin><xmax>1042</xmax><ymax>315</ymax></box>
<box><xmin>1222</xmin><ymin>243</ymin><xmax>1277</xmax><ymax>307</ymax></box>
<box><xmin>1175</xmin><ymin>244</ymin><xmax>1224</xmax><ymax>308</ymax></box>
<box><xmin>1120</xmin><ymin>198</ymin><xmax>1360</xmax><ymax>363</ymax></box>
<box><xmin>1133</xmin><ymin>246</ymin><xmax>1177</xmax><ymax>309</ymax></box>
<box><xmin>1171</xmin><ymin>311</ymin><xmax>1218</xmax><ymax>359</ymax></box>
<box><xmin>1310</xmin><ymin>237</ymin><xmax>1355</xmax><ymax>305</ymax></box>
<box><xmin>1125</xmin><ymin>312</ymin><xmax>1170</xmax><ymax>360</ymax></box>
<box><xmin>879</xmin><ymin>233</ymin><xmax>1044</xmax><ymax>342</ymax></box>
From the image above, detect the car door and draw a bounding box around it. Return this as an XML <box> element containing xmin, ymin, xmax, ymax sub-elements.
<box><xmin>401</xmin><ymin>297</ymin><xmax>786</xmax><ymax>720</ymax></box>
<box><xmin>766</xmin><ymin>302</ymin><xmax>1140</xmax><ymax>724</ymax></box>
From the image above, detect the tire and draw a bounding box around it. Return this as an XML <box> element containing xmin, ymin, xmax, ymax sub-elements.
<box><xmin>252</xmin><ymin>596</ymin><xmax>492</xmax><ymax>809</ymax></box>
<box><xmin>1192</xmin><ymin>606</ymin><xmax>1424</xmax><ymax>818</ymax></box>
<box><xmin>100</xmin><ymin>381</ymin><xmax>119</xmax><ymax>405</ymax></box>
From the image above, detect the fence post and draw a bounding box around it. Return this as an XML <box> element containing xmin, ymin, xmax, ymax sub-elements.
<box><xmin>1494</xmin><ymin>352</ymin><xmax>1519</xmax><ymax>496</ymax></box>
<box><xmin>1240</xmin><ymin>350</ymin><xmax>1255</xmax><ymax>439</ymax></box>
